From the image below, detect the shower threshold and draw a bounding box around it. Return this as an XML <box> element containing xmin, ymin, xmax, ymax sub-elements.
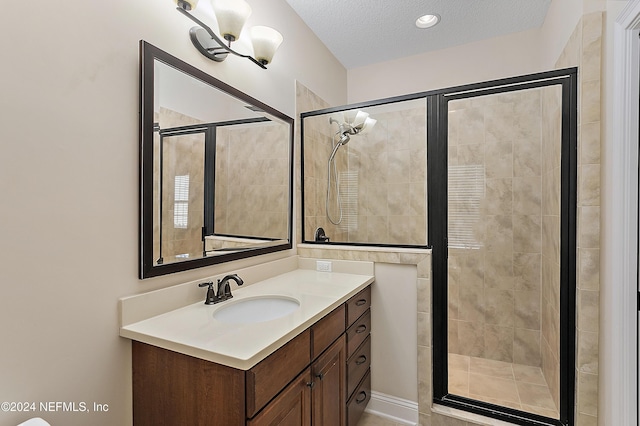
<box><xmin>448</xmin><ymin>354</ymin><xmax>559</xmax><ymax>419</ymax></box>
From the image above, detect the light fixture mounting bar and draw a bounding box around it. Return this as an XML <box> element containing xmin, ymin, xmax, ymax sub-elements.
<box><xmin>176</xmin><ymin>7</ymin><xmax>267</xmax><ymax>69</ymax></box>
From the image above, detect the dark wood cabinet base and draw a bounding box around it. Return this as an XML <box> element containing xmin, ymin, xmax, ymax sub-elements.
<box><xmin>132</xmin><ymin>341</ymin><xmax>245</xmax><ymax>426</ymax></box>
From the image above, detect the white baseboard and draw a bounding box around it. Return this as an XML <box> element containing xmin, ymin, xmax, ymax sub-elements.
<box><xmin>364</xmin><ymin>391</ymin><xmax>419</xmax><ymax>425</ymax></box>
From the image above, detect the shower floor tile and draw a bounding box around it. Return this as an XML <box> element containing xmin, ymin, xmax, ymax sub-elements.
<box><xmin>448</xmin><ymin>354</ymin><xmax>559</xmax><ymax>419</ymax></box>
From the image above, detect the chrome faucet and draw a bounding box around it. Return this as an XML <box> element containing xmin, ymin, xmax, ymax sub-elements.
<box><xmin>198</xmin><ymin>274</ymin><xmax>244</xmax><ymax>305</ymax></box>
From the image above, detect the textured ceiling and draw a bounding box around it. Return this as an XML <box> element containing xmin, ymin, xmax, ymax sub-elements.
<box><xmin>284</xmin><ymin>0</ymin><xmax>551</xmax><ymax>69</ymax></box>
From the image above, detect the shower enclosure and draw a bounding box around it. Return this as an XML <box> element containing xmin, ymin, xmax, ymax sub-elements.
<box><xmin>436</xmin><ymin>79</ymin><xmax>575</xmax><ymax>424</ymax></box>
<box><xmin>301</xmin><ymin>98</ymin><xmax>428</xmax><ymax>247</ymax></box>
<box><xmin>301</xmin><ymin>68</ymin><xmax>577</xmax><ymax>426</ymax></box>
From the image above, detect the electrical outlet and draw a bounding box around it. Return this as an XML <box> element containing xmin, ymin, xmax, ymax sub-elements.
<box><xmin>316</xmin><ymin>260</ymin><xmax>332</xmax><ymax>272</ymax></box>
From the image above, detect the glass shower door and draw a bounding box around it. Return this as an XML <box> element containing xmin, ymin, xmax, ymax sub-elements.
<box><xmin>430</xmin><ymin>69</ymin><xmax>577</xmax><ymax>426</ymax></box>
<box><xmin>154</xmin><ymin>130</ymin><xmax>206</xmax><ymax>265</ymax></box>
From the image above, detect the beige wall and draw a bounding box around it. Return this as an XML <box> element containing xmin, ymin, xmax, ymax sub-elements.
<box><xmin>0</xmin><ymin>0</ymin><xmax>346</xmax><ymax>425</ymax></box>
<box><xmin>346</xmin><ymin>0</ymin><xmax>585</xmax><ymax>103</ymax></box>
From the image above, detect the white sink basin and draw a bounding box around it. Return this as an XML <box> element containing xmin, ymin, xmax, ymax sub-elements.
<box><xmin>213</xmin><ymin>296</ymin><xmax>300</xmax><ymax>324</ymax></box>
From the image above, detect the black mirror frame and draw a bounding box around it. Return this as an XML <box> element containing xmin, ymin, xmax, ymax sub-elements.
<box><xmin>139</xmin><ymin>40</ymin><xmax>294</xmax><ymax>279</ymax></box>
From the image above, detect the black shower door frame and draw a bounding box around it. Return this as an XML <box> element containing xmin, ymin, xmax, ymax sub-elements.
<box><xmin>428</xmin><ymin>68</ymin><xmax>578</xmax><ymax>426</ymax></box>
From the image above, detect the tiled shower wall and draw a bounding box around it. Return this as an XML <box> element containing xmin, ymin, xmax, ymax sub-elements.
<box><xmin>541</xmin><ymin>85</ymin><xmax>563</xmax><ymax>411</ymax></box>
<box><xmin>303</xmin><ymin>114</ymin><xmax>348</xmax><ymax>242</ymax></box>
<box><xmin>346</xmin><ymin>105</ymin><xmax>427</xmax><ymax>245</ymax></box>
<box><xmin>303</xmin><ymin>104</ymin><xmax>427</xmax><ymax>246</ymax></box>
<box><xmin>447</xmin><ymin>89</ymin><xmax>548</xmax><ymax>368</ymax></box>
<box><xmin>556</xmin><ymin>11</ymin><xmax>602</xmax><ymax>425</ymax></box>
<box><xmin>214</xmin><ymin>123</ymin><xmax>290</xmax><ymax>240</ymax></box>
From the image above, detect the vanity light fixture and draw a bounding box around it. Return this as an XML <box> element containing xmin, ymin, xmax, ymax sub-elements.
<box><xmin>415</xmin><ymin>14</ymin><xmax>440</xmax><ymax>29</ymax></box>
<box><xmin>174</xmin><ymin>0</ymin><xmax>283</xmax><ymax>69</ymax></box>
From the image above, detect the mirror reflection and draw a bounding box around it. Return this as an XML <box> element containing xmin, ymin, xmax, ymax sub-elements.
<box><xmin>140</xmin><ymin>41</ymin><xmax>293</xmax><ymax>278</ymax></box>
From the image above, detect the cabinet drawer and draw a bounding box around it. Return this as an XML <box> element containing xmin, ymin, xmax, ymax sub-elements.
<box><xmin>346</xmin><ymin>369</ymin><xmax>371</xmax><ymax>426</ymax></box>
<box><xmin>346</xmin><ymin>286</ymin><xmax>371</xmax><ymax>328</ymax></box>
<box><xmin>246</xmin><ymin>329</ymin><xmax>311</xmax><ymax>418</ymax></box>
<box><xmin>347</xmin><ymin>335</ymin><xmax>371</xmax><ymax>398</ymax></box>
<box><xmin>346</xmin><ymin>309</ymin><xmax>370</xmax><ymax>358</ymax></box>
<box><xmin>311</xmin><ymin>304</ymin><xmax>345</xmax><ymax>360</ymax></box>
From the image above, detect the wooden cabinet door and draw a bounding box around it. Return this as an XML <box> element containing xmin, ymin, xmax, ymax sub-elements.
<box><xmin>248</xmin><ymin>369</ymin><xmax>312</xmax><ymax>426</ymax></box>
<box><xmin>311</xmin><ymin>335</ymin><xmax>346</xmax><ymax>426</ymax></box>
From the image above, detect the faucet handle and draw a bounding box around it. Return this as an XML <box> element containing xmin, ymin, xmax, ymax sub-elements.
<box><xmin>198</xmin><ymin>281</ymin><xmax>216</xmax><ymax>305</ymax></box>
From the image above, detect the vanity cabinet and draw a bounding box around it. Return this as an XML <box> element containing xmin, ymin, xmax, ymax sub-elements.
<box><xmin>344</xmin><ymin>286</ymin><xmax>372</xmax><ymax>426</ymax></box>
<box><xmin>131</xmin><ymin>284</ymin><xmax>371</xmax><ymax>426</ymax></box>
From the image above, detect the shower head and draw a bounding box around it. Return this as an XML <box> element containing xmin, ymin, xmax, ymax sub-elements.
<box><xmin>329</xmin><ymin>109</ymin><xmax>376</xmax><ymax>143</ymax></box>
<box><xmin>338</xmin><ymin>132</ymin><xmax>351</xmax><ymax>145</ymax></box>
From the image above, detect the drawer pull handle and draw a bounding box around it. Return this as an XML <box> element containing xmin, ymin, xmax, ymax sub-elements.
<box><xmin>356</xmin><ymin>391</ymin><xmax>367</xmax><ymax>404</ymax></box>
<box><xmin>355</xmin><ymin>299</ymin><xmax>367</xmax><ymax>306</ymax></box>
<box><xmin>355</xmin><ymin>355</ymin><xmax>367</xmax><ymax>365</ymax></box>
<box><xmin>306</xmin><ymin>381</ymin><xmax>315</xmax><ymax>389</ymax></box>
<box><xmin>355</xmin><ymin>324</ymin><xmax>367</xmax><ymax>334</ymax></box>
<box><xmin>316</xmin><ymin>373</ymin><xmax>324</xmax><ymax>380</ymax></box>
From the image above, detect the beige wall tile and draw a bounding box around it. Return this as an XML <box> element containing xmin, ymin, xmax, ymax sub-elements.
<box><xmin>578</xmin><ymin>290</ymin><xmax>599</xmax><ymax>333</ymax></box>
<box><xmin>514</xmin><ymin>253</ymin><xmax>541</xmax><ymax>291</ymax></box>
<box><xmin>579</xmin><ymin>164</ymin><xmax>600</xmax><ymax>206</ymax></box>
<box><xmin>514</xmin><ymin>328</ymin><xmax>542</xmax><ymax>366</ymax></box>
<box><xmin>514</xmin><ymin>290</ymin><xmax>541</xmax><ymax>330</ymax></box>
<box><xmin>579</xmin><ymin>248</ymin><xmax>600</xmax><ymax>291</ymax></box>
<box><xmin>580</xmin><ymin>80</ymin><xmax>601</xmax><ymax>125</ymax></box>
<box><xmin>458</xmin><ymin>321</ymin><xmax>485</xmax><ymax>357</ymax></box>
<box><xmin>418</xmin><ymin>312</ymin><xmax>431</xmax><ymax>346</ymax></box>
<box><xmin>484</xmin><ymin>289</ymin><xmax>515</xmax><ymax>326</ymax></box>
<box><xmin>577</xmin><ymin>371</ymin><xmax>598</xmax><ymax>416</ymax></box>
<box><xmin>482</xmin><ymin>178</ymin><xmax>513</xmax><ymax>215</ymax></box>
<box><xmin>484</xmin><ymin>325</ymin><xmax>514</xmax><ymax>362</ymax></box>
<box><xmin>578</xmin><ymin>330</ymin><xmax>599</xmax><ymax>375</ymax></box>
<box><xmin>579</xmin><ymin>206</ymin><xmax>600</xmax><ymax>249</ymax></box>
<box><xmin>580</xmin><ymin>122</ymin><xmax>601</xmax><ymax>165</ymax></box>
<box><xmin>513</xmin><ymin>215</ymin><xmax>542</xmax><ymax>253</ymax></box>
<box><xmin>581</xmin><ymin>13</ymin><xmax>603</xmax><ymax>82</ymax></box>
<box><xmin>513</xmin><ymin>137</ymin><xmax>542</xmax><ymax>178</ymax></box>
<box><xmin>512</xmin><ymin>177</ymin><xmax>541</xmax><ymax>215</ymax></box>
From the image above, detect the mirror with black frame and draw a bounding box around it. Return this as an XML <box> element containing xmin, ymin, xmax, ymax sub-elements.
<box><xmin>139</xmin><ymin>41</ymin><xmax>293</xmax><ymax>278</ymax></box>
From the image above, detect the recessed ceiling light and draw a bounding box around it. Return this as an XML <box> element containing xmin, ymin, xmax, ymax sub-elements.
<box><xmin>416</xmin><ymin>14</ymin><xmax>440</xmax><ymax>29</ymax></box>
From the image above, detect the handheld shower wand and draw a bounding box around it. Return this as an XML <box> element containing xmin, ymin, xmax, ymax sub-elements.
<box><xmin>325</xmin><ymin>111</ymin><xmax>376</xmax><ymax>226</ymax></box>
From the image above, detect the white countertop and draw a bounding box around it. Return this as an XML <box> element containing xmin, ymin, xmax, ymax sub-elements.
<box><xmin>120</xmin><ymin>268</ymin><xmax>373</xmax><ymax>370</ymax></box>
